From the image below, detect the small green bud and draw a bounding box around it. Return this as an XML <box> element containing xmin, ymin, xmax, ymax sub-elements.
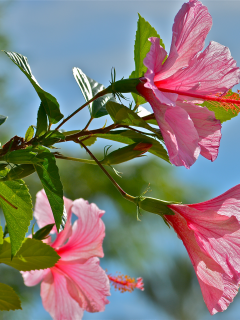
<box><xmin>33</xmin><ymin>223</ymin><xmax>55</xmax><ymax>240</ymax></box>
<box><xmin>138</xmin><ymin>197</ymin><xmax>176</xmax><ymax>216</ymax></box>
<box><xmin>107</xmin><ymin>78</ymin><xmax>142</xmax><ymax>95</ymax></box>
<box><xmin>101</xmin><ymin>142</ymin><xmax>152</xmax><ymax>165</ymax></box>
<box><xmin>2</xmin><ymin>164</ymin><xmax>36</xmax><ymax>181</ymax></box>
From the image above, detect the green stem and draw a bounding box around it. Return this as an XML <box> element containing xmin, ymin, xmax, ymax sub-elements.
<box><xmin>55</xmin><ymin>154</ymin><xmax>97</xmax><ymax>165</ymax></box>
<box><xmin>78</xmin><ymin>140</ymin><xmax>136</xmax><ymax>203</ymax></box>
<box><xmin>56</xmin><ymin>88</ymin><xmax>111</xmax><ymax>130</ymax></box>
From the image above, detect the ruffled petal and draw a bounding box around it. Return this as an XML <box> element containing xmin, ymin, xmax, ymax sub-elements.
<box><xmin>141</xmin><ymin>38</ymin><xmax>178</xmax><ymax>106</ymax></box>
<box><xmin>41</xmin><ymin>269</ymin><xmax>84</xmax><ymax>320</ymax></box>
<box><xmin>177</xmin><ymin>102</ymin><xmax>221</xmax><ymax>161</ymax></box>
<box><xmin>188</xmin><ymin>184</ymin><xmax>240</xmax><ymax>220</ymax></box>
<box><xmin>157</xmin><ymin>0</ymin><xmax>212</xmax><ymax>80</ymax></box>
<box><xmin>56</xmin><ymin>199</ymin><xmax>105</xmax><ymax>261</ymax></box>
<box><xmin>158</xmin><ymin>41</ymin><xmax>240</xmax><ymax>97</ymax></box>
<box><xmin>52</xmin><ymin>197</ymin><xmax>73</xmax><ymax>249</ymax></box>
<box><xmin>165</xmin><ymin>210</ymin><xmax>240</xmax><ymax>315</ymax></box>
<box><xmin>137</xmin><ymin>85</ymin><xmax>200</xmax><ymax>168</ymax></box>
<box><xmin>56</xmin><ymin>258</ymin><xmax>110</xmax><ymax>313</ymax></box>
<box><xmin>22</xmin><ymin>269</ymin><xmax>47</xmax><ymax>287</ymax></box>
<box><xmin>34</xmin><ymin>190</ymin><xmax>57</xmax><ymax>233</ymax></box>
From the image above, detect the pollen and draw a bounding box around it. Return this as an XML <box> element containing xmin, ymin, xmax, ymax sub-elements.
<box><xmin>108</xmin><ymin>273</ymin><xmax>144</xmax><ymax>293</ymax></box>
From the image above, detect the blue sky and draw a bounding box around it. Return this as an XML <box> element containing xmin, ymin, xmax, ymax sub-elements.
<box><xmin>1</xmin><ymin>1</ymin><xmax>240</xmax><ymax>319</ymax></box>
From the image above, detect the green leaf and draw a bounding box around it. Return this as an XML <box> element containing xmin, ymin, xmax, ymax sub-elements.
<box><xmin>73</xmin><ymin>67</ymin><xmax>117</xmax><ymax>118</ymax></box>
<box><xmin>201</xmin><ymin>91</ymin><xmax>240</xmax><ymax>123</ymax></box>
<box><xmin>0</xmin><ymin>237</ymin><xmax>60</xmax><ymax>271</ymax></box>
<box><xmin>0</xmin><ymin>283</ymin><xmax>21</xmax><ymax>311</ymax></box>
<box><xmin>79</xmin><ymin>136</ymin><xmax>97</xmax><ymax>148</ymax></box>
<box><xmin>36</xmin><ymin>103</ymin><xmax>48</xmax><ymax>137</ymax></box>
<box><xmin>106</xmin><ymin>101</ymin><xmax>163</xmax><ymax>140</ymax></box>
<box><xmin>42</xmin><ymin>130</ymin><xmax>65</xmax><ymax>147</ymax></box>
<box><xmin>33</xmin><ymin>223</ymin><xmax>54</xmax><ymax>240</ymax></box>
<box><xmin>0</xmin><ymin>226</ymin><xmax>3</xmax><ymax>245</ymax></box>
<box><xmin>25</xmin><ymin>125</ymin><xmax>34</xmax><ymax>142</ymax></box>
<box><xmin>3</xmin><ymin>51</ymin><xmax>64</xmax><ymax>124</ymax></box>
<box><xmin>34</xmin><ymin>151</ymin><xmax>64</xmax><ymax>231</ymax></box>
<box><xmin>0</xmin><ymin>179</ymin><xmax>32</xmax><ymax>256</ymax></box>
<box><xmin>96</xmin><ymin>129</ymin><xmax>170</xmax><ymax>163</ymax></box>
<box><xmin>0</xmin><ymin>115</ymin><xmax>7</xmax><ymax>126</ymax></box>
<box><xmin>1</xmin><ymin>149</ymin><xmax>44</xmax><ymax>164</ymax></box>
<box><xmin>130</xmin><ymin>14</ymin><xmax>165</xmax><ymax>106</ymax></box>
<box><xmin>1</xmin><ymin>164</ymin><xmax>36</xmax><ymax>181</ymax></box>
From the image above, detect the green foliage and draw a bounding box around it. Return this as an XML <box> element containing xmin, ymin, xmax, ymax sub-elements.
<box><xmin>3</xmin><ymin>51</ymin><xmax>64</xmax><ymax>124</ymax></box>
<box><xmin>34</xmin><ymin>151</ymin><xmax>64</xmax><ymax>232</ymax></box>
<box><xmin>33</xmin><ymin>223</ymin><xmax>54</xmax><ymax>240</ymax></box>
<box><xmin>96</xmin><ymin>130</ymin><xmax>170</xmax><ymax>163</ymax></box>
<box><xmin>0</xmin><ymin>226</ymin><xmax>3</xmax><ymax>245</ymax></box>
<box><xmin>41</xmin><ymin>130</ymin><xmax>65</xmax><ymax>147</ymax></box>
<box><xmin>0</xmin><ymin>283</ymin><xmax>21</xmax><ymax>311</ymax></box>
<box><xmin>24</xmin><ymin>125</ymin><xmax>34</xmax><ymax>142</ymax></box>
<box><xmin>130</xmin><ymin>14</ymin><xmax>165</xmax><ymax>106</ymax></box>
<box><xmin>0</xmin><ymin>115</ymin><xmax>7</xmax><ymax>126</ymax></box>
<box><xmin>138</xmin><ymin>197</ymin><xmax>176</xmax><ymax>216</ymax></box>
<box><xmin>1</xmin><ymin>164</ymin><xmax>36</xmax><ymax>181</ymax></box>
<box><xmin>0</xmin><ymin>179</ymin><xmax>32</xmax><ymax>256</ymax></box>
<box><xmin>101</xmin><ymin>142</ymin><xmax>151</xmax><ymax>165</ymax></box>
<box><xmin>201</xmin><ymin>98</ymin><xmax>239</xmax><ymax>123</ymax></box>
<box><xmin>1</xmin><ymin>149</ymin><xmax>43</xmax><ymax>165</ymax></box>
<box><xmin>0</xmin><ymin>237</ymin><xmax>60</xmax><ymax>271</ymax></box>
<box><xmin>106</xmin><ymin>101</ymin><xmax>163</xmax><ymax>140</ymax></box>
<box><xmin>73</xmin><ymin>67</ymin><xmax>116</xmax><ymax>118</ymax></box>
<box><xmin>36</xmin><ymin>103</ymin><xmax>48</xmax><ymax>137</ymax></box>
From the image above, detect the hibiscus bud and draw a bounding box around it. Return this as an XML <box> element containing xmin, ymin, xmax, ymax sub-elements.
<box><xmin>101</xmin><ymin>142</ymin><xmax>152</xmax><ymax>165</ymax></box>
<box><xmin>107</xmin><ymin>78</ymin><xmax>143</xmax><ymax>95</ymax></box>
<box><xmin>138</xmin><ymin>197</ymin><xmax>176</xmax><ymax>216</ymax></box>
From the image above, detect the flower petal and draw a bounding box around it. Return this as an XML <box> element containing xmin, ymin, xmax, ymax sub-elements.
<box><xmin>159</xmin><ymin>41</ymin><xmax>240</xmax><ymax>97</ymax></box>
<box><xmin>51</xmin><ymin>197</ymin><xmax>73</xmax><ymax>249</ymax></box>
<box><xmin>22</xmin><ymin>269</ymin><xmax>47</xmax><ymax>287</ymax></box>
<box><xmin>177</xmin><ymin>102</ymin><xmax>221</xmax><ymax>161</ymax></box>
<box><xmin>165</xmin><ymin>210</ymin><xmax>239</xmax><ymax>315</ymax></box>
<box><xmin>141</xmin><ymin>38</ymin><xmax>177</xmax><ymax>106</ymax></box>
<box><xmin>189</xmin><ymin>184</ymin><xmax>240</xmax><ymax>220</ymax></box>
<box><xmin>34</xmin><ymin>190</ymin><xmax>57</xmax><ymax>233</ymax></box>
<box><xmin>56</xmin><ymin>257</ymin><xmax>110</xmax><ymax>313</ymax></box>
<box><xmin>56</xmin><ymin>199</ymin><xmax>105</xmax><ymax>261</ymax></box>
<box><xmin>41</xmin><ymin>269</ymin><xmax>84</xmax><ymax>320</ymax></box>
<box><xmin>158</xmin><ymin>0</ymin><xmax>212</xmax><ymax>80</ymax></box>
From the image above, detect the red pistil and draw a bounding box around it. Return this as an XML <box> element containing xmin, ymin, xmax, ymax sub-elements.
<box><xmin>108</xmin><ymin>273</ymin><xmax>144</xmax><ymax>293</ymax></box>
<box><xmin>155</xmin><ymin>86</ymin><xmax>240</xmax><ymax>106</ymax></box>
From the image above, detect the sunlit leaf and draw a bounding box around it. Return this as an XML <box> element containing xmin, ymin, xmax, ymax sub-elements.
<box><xmin>73</xmin><ymin>67</ymin><xmax>117</xmax><ymax>118</ymax></box>
<box><xmin>0</xmin><ymin>179</ymin><xmax>32</xmax><ymax>256</ymax></box>
<box><xmin>0</xmin><ymin>237</ymin><xmax>60</xmax><ymax>271</ymax></box>
<box><xmin>129</xmin><ymin>14</ymin><xmax>165</xmax><ymax>106</ymax></box>
<box><xmin>106</xmin><ymin>101</ymin><xmax>163</xmax><ymax>140</ymax></box>
<box><xmin>25</xmin><ymin>125</ymin><xmax>34</xmax><ymax>142</ymax></box>
<box><xmin>0</xmin><ymin>283</ymin><xmax>21</xmax><ymax>311</ymax></box>
<box><xmin>36</xmin><ymin>102</ymin><xmax>48</xmax><ymax>137</ymax></box>
<box><xmin>34</xmin><ymin>151</ymin><xmax>64</xmax><ymax>232</ymax></box>
<box><xmin>4</xmin><ymin>51</ymin><xmax>63</xmax><ymax>124</ymax></box>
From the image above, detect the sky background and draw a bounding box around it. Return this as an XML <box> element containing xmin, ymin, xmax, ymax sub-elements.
<box><xmin>1</xmin><ymin>1</ymin><xmax>240</xmax><ymax>319</ymax></box>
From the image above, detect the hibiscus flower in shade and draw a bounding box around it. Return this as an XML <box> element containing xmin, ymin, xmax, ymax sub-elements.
<box><xmin>136</xmin><ymin>0</ymin><xmax>240</xmax><ymax>168</ymax></box>
<box><xmin>165</xmin><ymin>184</ymin><xmax>240</xmax><ymax>315</ymax></box>
<box><xmin>22</xmin><ymin>190</ymin><xmax>110</xmax><ymax>320</ymax></box>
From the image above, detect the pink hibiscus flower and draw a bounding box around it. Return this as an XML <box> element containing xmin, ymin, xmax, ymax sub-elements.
<box><xmin>136</xmin><ymin>0</ymin><xmax>240</xmax><ymax>168</ymax></box>
<box><xmin>166</xmin><ymin>184</ymin><xmax>240</xmax><ymax>314</ymax></box>
<box><xmin>22</xmin><ymin>190</ymin><xmax>110</xmax><ymax>320</ymax></box>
